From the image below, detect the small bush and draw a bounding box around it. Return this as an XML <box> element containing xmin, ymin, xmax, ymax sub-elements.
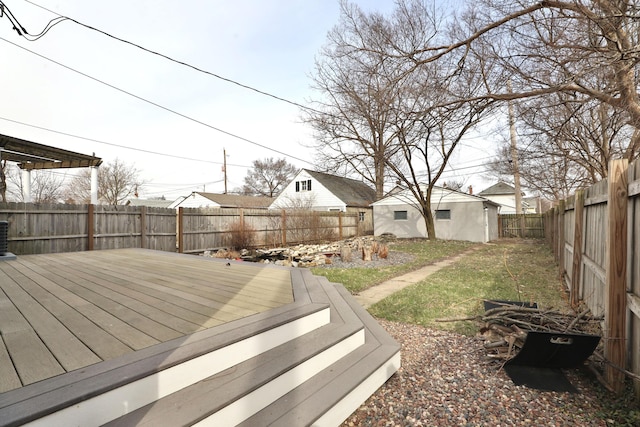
<box><xmin>224</xmin><ymin>220</ymin><xmax>256</xmax><ymax>250</ymax></box>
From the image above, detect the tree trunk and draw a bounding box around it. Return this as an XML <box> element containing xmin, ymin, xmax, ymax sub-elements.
<box><xmin>424</xmin><ymin>210</ymin><xmax>436</xmax><ymax>240</ymax></box>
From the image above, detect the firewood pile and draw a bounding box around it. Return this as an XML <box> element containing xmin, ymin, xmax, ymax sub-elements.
<box><xmin>478</xmin><ymin>302</ymin><xmax>602</xmax><ymax>362</ymax></box>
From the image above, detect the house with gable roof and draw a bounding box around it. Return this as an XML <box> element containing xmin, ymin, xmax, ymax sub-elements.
<box><xmin>270</xmin><ymin>169</ymin><xmax>376</xmax><ymax>234</ymax></box>
<box><xmin>478</xmin><ymin>182</ymin><xmax>532</xmax><ymax>214</ymax></box>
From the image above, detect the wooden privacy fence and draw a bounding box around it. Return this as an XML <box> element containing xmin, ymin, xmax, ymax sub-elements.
<box><xmin>177</xmin><ymin>207</ymin><xmax>361</xmax><ymax>253</ymax></box>
<box><xmin>498</xmin><ymin>214</ymin><xmax>545</xmax><ymax>238</ymax></box>
<box><xmin>0</xmin><ymin>203</ymin><xmax>365</xmax><ymax>255</ymax></box>
<box><xmin>0</xmin><ymin>203</ymin><xmax>177</xmax><ymax>253</ymax></box>
<box><xmin>545</xmin><ymin>159</ymin><xmax>640</xmax><ymax>398</ymax></box>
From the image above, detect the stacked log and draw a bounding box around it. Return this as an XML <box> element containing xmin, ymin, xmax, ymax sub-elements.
<box><xmin>478</xmin><ymin>303</ymin><xmax>602</xmax><ymax>361</ymax></box>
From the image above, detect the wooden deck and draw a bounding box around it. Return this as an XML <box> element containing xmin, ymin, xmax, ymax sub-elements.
<box><xmin>0</xmin><ymin>249</ymin><xmax>293</xmax><ymax>393</ymax></box>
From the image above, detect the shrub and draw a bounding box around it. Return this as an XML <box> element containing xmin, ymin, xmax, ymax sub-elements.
<box><xmin>224</xmin><ymin>220</ymin><xmax>256</xmax><ymax>250</ymax></box>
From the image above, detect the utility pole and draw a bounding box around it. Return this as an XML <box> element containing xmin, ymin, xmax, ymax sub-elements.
<box><xmin>507</xmin><ymin>80</ymin><xmax>523</xmax><ymax>215</ymax></box>
<box><xmin>508</xmin><ymin>80</ymin><xmax>525</xmax><ymax>237</ymax></box>
<box><xmin>223</xmin><ymin>148</ymin><xmax>228</xmax><ymax>194</ymax></box>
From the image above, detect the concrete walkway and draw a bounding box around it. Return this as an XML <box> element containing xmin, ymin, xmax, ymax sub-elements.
<box><xmin>353</xmin><ymin>245</ymin><xmax>484</xmax><ymax>309</ymax></box>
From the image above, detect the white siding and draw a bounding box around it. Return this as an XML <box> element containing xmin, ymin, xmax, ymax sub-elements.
<box><xmin>482</xmin><ymin>194</ymin><xmax>516</xmax><ymax>213</ymax></box>
<box><xmin>270</xmin><ymin>170</ymin><xmax>346</xmax><ymax>211</ymax></box>
<box><xmin>372</xmin><ymin>186</ymin><xmax>499</xmax><ymax>242</ymax></box>
<box><xmin>172</xmin><ymin>193</ymin><xmax>221</xmax><ymax>209</ymax></box>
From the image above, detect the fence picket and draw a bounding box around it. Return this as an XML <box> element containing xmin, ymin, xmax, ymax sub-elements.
<box><xmin>544</xmin><ymin>159</ymin><xmax>639</xmax><ymax>398</ymax></box>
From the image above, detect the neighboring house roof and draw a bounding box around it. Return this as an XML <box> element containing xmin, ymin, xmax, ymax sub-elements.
<box><xmin>303</xmin><ymin>169</ymin><xmax>376</xmax><ymax>207</ymax></box>
<box><xmin>125</xmin><ymin>198</ymin><xmax>173</xmax><ymax>208</ymax></box>
<box><xmin>478</xmin><ymin>182</ymin><xmax>517</xmax><ymax>196</ymax></box>
<box><xmin>176</xmin><ymin>192</ymin><xmax>273</xmax><ymax>208</ymax></box>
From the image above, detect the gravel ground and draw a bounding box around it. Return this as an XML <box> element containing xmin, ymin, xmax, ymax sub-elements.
<box><xmin>342</xmin><ymin>319</ymin><xmax>625</xmax><ymax>427</ymax></box>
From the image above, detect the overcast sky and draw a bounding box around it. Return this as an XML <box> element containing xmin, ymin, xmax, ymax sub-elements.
<box><xmin>0</xmin><ymin>0</ymin><xmax>497</xmax><ymax>201</ymax></box>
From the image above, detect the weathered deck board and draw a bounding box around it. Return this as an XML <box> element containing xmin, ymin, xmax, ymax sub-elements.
<box><xmin>59</xmin><ymin>250</ymin><xmax>293</xmax><ymax>306</ymax></box>
<box><xmin>0</xmin><ymin>262</ymin><xmax>133</xmax><ymax>361</ymax></box>
<box><xmin>0</xmin><ymin>266</ymin><xmax>101</xmax><ymax>372</ymax></box>
<box><xmin>37</xmin><ymin>253</ymin><xmax>263</xmax><ymax>321</ymax></box>
<box><xmin>15</xmin><ymin>258</ymin><xmax>203</xmax><ymax>335</ymax></box>
<box><xmin>9</xmin><ymin>260</ymin><xmax>183</xmax><ymax>343</ymax></box>
<box><xmin>0</xmin><ymin>249</ymin><xmax>293</xmax><ymax>393</ymax></box>
<box><xmin>0</xmin><ymin>337</ymin><xmax>21</xmax><ymax>393</ymax></box>
<box><xmin>3</xmin><ymin>329</ymin><xmax>65</xmax><ymax>386</ymax></box>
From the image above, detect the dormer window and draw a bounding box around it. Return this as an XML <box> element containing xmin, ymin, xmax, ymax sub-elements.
<box><xmin>295</xmin><ymin>179</ymin><xmax>312</xmax><ymax>192</ymax></box>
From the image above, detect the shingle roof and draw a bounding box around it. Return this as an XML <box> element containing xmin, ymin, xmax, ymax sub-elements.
<box><xmin>303</xmin><ymin>169</ymin><xmax>376</xmax><ymax>207</ymax></box>
<box><xmin>478</xmin><ymin>182</ymin><xmax>516</xmax><ymax>196</ymax></box>
<box><xmin>197</xmin><ymin>192</ymin><xmax>273</xmax><ymax>208</ymax></box>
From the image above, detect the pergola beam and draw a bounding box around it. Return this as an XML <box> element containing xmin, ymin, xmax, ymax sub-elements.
<box><xmin>0</xmin><ymin>133</ymin><xmax>102</xmax><ymax>204</ymax></box>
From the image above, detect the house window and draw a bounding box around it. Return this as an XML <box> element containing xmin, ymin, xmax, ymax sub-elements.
<box><xmin>359</xmin><ymin>212</ymin><xmax>365</xmax><ymax>222</ymax></box>
<box><xmin>394</xmin><ymin>210</ymin><xmax>408</xmax><ymax>220</ymax></box>
<box><xmin>435</xmin><ymin>209</ymin><xmax>451</xmax><ymax>220</ymax></box>
<box><xmin>295</xmin><ymin>179</ymin><xmax>312</xmax><ymax>192</ymax></box>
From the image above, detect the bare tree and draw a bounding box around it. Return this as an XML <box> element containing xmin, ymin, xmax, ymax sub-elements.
<box><xmin>304</xmin><ymin>0</ymin><xmax>414</xmax><ymax>199</ymax></box>
<box><xmin>5</xmin><ymin>164</ymin><xmax>66</xmax><ymax>203</ymax></box>
<box><xmin>426</xmin><ymin>1</ymin><xmax>640</xmax><ymax>161</ymax></box>
<box><xmin>487</xmin><ymin>90</ymin><xmax>635</xmax><ymax>200</ymax></box>
<box><xmin>240</xmin><ymin>158</ymin><xmax>298</xmax><ymax>197</ymax></box>
<box><xmin>64</xmin><ymin>158</ymin><xmax>144</xmax><ymax>205</ymax></box>
<box><xmin>308</xmin><ymin>0</ymin><xmax>495</xmax><ymax>239</ymax></box>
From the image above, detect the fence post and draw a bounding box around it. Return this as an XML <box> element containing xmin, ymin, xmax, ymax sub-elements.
<box><xmin>570</xmin><ymin>190</ymin><xmax>585</xmax><ymax>307</ymax></box>
<box><xmin>605</xmin><ymin>158</ymin><xmax>628</xmax><ymax>393</ymax></box>
<box><xmin>88</xmin><ymin>204</ymin><xmax>94</xmax><ymax>251</ymax></box>
<box><xmin>281</xmin><ymin>209</ymin><xmax>286</xmax><ymax>246</ymax></box>
<box><xmin>557</xmin><ymin>199</ymin><xmax>565</xmax><ymax>280</ymax></box>
<box><xmin>551</xmin><ymin>206</ymin><xmax>558</xmax><ymax>259</ymax></box>
<box><xmin>140</xmin><ymin>206</ymin><xmax>147</xmax><ymax>249</ymax></box>
<box><xmin>178</xmin><ymin>207</ymin><xmax>184</xmax><ymax>253</ymax></box>
<box><xmin>338</xmin><ymin>211</ymin><xmax>343</xmax><ymax>240</ymax></box>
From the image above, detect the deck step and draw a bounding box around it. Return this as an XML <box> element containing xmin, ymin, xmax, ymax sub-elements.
<box><xmin>239</xmin><ymin>283</ymin><xmax>401</xmax><ymax>426</ymax></box>
<box><xmin>106</xmin><ymin>274</ymin><xmax>400</xmax><ymax>427</ymax></box>
<box><xmin>0</xmin><ymin>302</ymin><xmax>330</xmax><ymax>427</ymax></box>
<box><xmin>0</xmin><ymin>269</ymin><xmax>401</xmax><ymax>427</ymax></box>
<box><xmin>104</xmin><ymin>322</ymin><xmax>365</xmax><ymax>426</ymax></box>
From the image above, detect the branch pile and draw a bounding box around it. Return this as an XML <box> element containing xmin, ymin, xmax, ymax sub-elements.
<box><xmin>478</xmin><ymin>303</ymin><xmax>602</xmax><ymax>361</ymax></box>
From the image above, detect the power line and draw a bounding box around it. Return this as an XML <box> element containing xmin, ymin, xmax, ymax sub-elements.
<box><xmin>0</xmin><ymin>115</ymin><xmax>252</xmax><ymax>168</ymax></box>
<box><xmin>18</xmin><ymin>0</ymin><xmax>325</xmax><ymax>116</ymax></box>
<box><xmin>0</xmin><ymin>36</ymin><xmax>314</xmax><ymax>166</ymax></box>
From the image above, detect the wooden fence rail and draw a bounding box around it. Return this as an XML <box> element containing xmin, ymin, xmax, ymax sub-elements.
<box><xmin>545</xmin><ymin>159</ymin><xmax>640</xmax><ymax>400</ymax></box>
<box><xmin>0</xmin><ymin>203</ymin><xmax>366</xmax><ymax>256</ymax></box>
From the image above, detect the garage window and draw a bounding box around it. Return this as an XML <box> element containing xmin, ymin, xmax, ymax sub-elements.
<box><xmin>435</xmin><ymin>209</ymin><xmax>451</xmax><ymax>220</ymax></box>
<box><xmin>394</xmin><ymin>210</ymin><xmax>408</xmax><ymax>220</ymax></box>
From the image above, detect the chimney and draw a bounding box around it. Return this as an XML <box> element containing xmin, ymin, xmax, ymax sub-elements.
<box><xmin>468</xmin><ymin>185</ymin><xmax>473</xmax><ymax>195</ymax></box>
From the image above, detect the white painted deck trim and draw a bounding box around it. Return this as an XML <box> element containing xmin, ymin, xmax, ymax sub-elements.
<box><xmin>312</xmin><ymin>351</ymin><xmax>401</xmax><ymax>427</ymax></box>
<box><xmin>24</xmin><ymin>307</ymin><xmax>331</xmax><ymax>427</ymax></box>
<box><xmin>196</xmin><ymin>328</ymin><xmax>366</xmax><ymax>426</ymax></box>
